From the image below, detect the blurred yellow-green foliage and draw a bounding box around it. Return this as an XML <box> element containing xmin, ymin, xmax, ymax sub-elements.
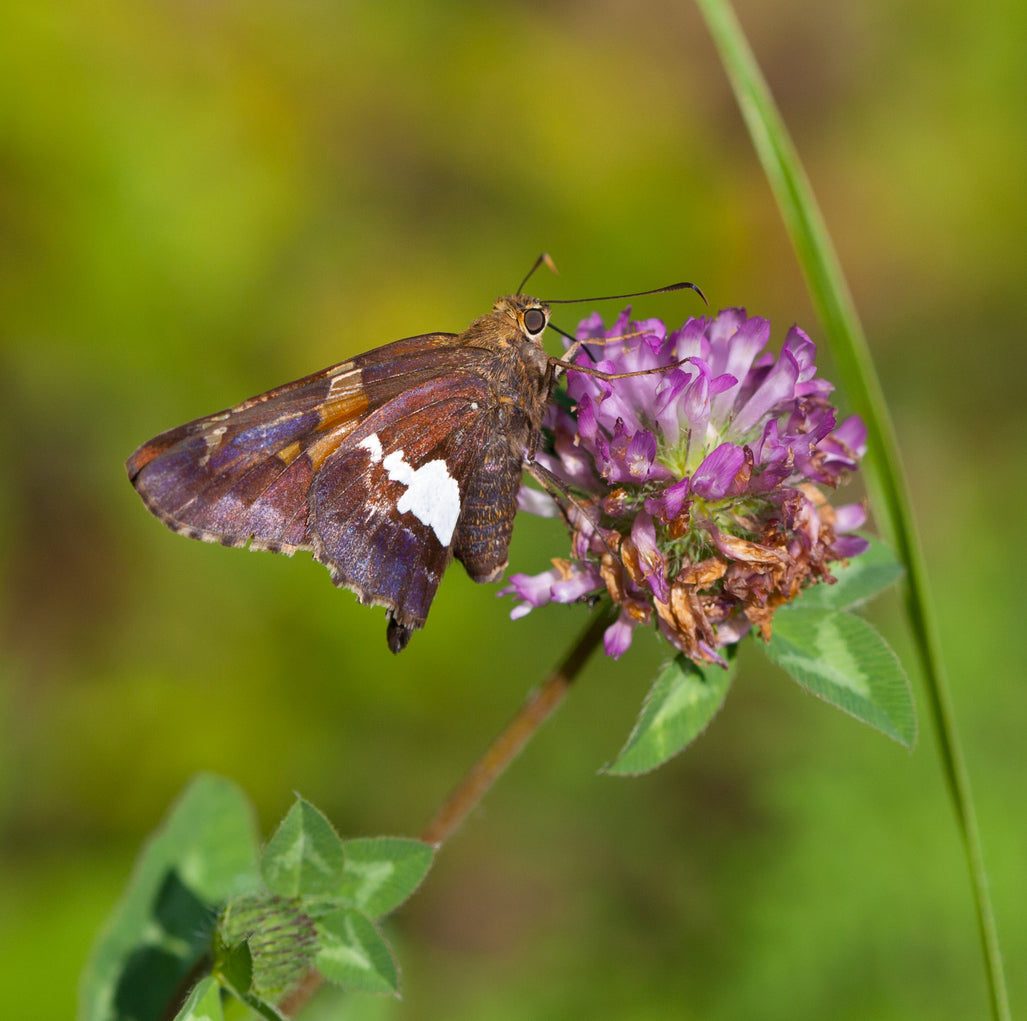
<box><xmin>2</xmin><ymin>2</ymin><xmax>1024</xmax><ymax>1018</ymax></box>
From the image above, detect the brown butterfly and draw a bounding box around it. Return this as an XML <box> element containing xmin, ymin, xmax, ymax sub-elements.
<box><xmin>127</xmin><ymin>260</ymin><xmax>701</xmax><ymax>652</ymax></box>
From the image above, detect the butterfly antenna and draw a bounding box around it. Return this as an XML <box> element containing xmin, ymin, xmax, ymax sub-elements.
<box><xmin>546</xmin><ymin>280</ymin><xmax>707</xmax><ymax>306</ymax></box>
<box><xmin>517</xmin><ymin>253</ymin><xmax>559</xmax><ymax>295</ymax></box>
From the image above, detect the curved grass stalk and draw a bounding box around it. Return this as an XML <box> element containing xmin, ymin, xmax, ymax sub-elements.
<box><xmin>693</xmin><ymin>1</ymin><xmax>1008</xmax><ymax>1017</ymax></box>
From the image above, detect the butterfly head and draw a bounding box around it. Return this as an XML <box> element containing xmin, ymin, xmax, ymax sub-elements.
<box><xmin>493</xmin><ymin>294</ymin><xmax>551</xmax><ymax>343</ymax></box>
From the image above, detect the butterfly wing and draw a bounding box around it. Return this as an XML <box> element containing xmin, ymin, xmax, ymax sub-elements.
<box><xmin>127</xmin><ymin>333</ymin><xmax>473</xmax><ymax>551</ymax></box>
<box><xmin>127</xmin><ymin>333</ymin><xmax>525</xmax><ymax>650</ymax></box>
<box><xmin>308</xmin><ymin>372</ymin><xmax>521</xmax><ymax>651</ymax></box>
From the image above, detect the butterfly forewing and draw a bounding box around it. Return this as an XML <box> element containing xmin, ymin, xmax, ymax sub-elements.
<box><xmin>127</xmin><ymin>333</ymin><xmax>465</xmax><ymax>550</ymax></box>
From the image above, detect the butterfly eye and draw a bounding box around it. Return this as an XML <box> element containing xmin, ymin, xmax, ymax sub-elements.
<box><xmin>523</xmin><ymin>308</ymin><xmax>547</xmax><ymax>335</ymax></box>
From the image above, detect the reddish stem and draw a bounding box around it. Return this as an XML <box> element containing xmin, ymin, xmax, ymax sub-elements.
<box><xmin>420</xmin><ymin>606</ymin><xmax>613</xmax><ymax>846</ymax></box>
<box><xmin>279</xmin><ymin>606</ymin><xmax>613</xmax><ymax>1016</ymax></box>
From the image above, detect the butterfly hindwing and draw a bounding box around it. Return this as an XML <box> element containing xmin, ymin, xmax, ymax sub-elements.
<box><xmin>309</xmin><ymin>372</ymin><xmax>523</xmax><ymax>650</ymax></box>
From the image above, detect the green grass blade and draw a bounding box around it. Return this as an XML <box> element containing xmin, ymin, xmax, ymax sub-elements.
<box><xmin>693</xmin><ymin>1</ymin><xmax>1009</xmax><ymax>1017</ymax></box>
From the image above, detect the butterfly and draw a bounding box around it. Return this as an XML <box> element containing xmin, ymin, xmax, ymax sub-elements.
<box><xmin>127</xmin><ymin>261</ymin><xmax>701</xmax><ymax>652</ymax></box>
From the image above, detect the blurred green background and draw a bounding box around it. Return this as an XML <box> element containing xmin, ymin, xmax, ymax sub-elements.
<box><xmin>2</xmin><ymin>1</ymin><xmax>1024</xmax><ymax>1018</ymax></box>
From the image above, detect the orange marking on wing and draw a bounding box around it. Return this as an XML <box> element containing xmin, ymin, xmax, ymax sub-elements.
<box><xmin>277</xmin><ymin>440</ymin><xmax>302</xmax><ymax>466</ymax></box>
<box><xmin>307</xmin><ymin>419</ymin><xmax>363</xmax><ymax>471</ymax></box>
<box><xmin>317</xmin><ymin>371</ymin><xmax>370</xmax><ymax>428</ymax></box>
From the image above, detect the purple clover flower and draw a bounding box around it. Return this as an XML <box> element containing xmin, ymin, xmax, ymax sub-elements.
<box><xmin>501</xmin><ymin>308</ymin><xmax>869</xmax><ymax>665</ymax></box>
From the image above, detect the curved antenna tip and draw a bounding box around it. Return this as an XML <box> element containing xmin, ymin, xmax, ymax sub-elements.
<box><xmin>517</xmin><ymin>253</ymin><xmax>559</xmax><ymax>294</ymax></box>
<box><xmin>547</xmin><ymin>279</ymin><xmax>708</xmax><ymax>306</ymax></box>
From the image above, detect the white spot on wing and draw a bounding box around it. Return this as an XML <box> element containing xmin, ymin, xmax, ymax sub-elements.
<box><xmin>199</xmin><ymin>425</ymin><xmax>228</xmax><ymax>466</ymax></box>
<box><xmin>205</xmin><ymin>425</ymin><xmax>227</xmax><ymax>448</ymax></box>
<box><xmin>359</xmin><ymin>433</ymin><xmax>383</xmax><ymax>464</ymax></box>
<box><xmin>380</xmin><ymin>448</ymin><xmax>460</xmax><ymax>547</ymax></box>
<box><xmin>381</xmin><ymin>449</ymin><xmax>409</xmax><ymax>481</ymax></box>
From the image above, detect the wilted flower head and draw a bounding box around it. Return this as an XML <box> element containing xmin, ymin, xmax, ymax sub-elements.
<box><xmin>502</xmin><ymin>308</ymin><xmax>869</xmax><ymax>664</ymax></box>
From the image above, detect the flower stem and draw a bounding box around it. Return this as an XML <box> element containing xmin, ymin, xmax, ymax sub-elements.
<box><xmin>420</xmin><ymin>604</ymin><xmax>616</xmax><ymax>846</ymax></box>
